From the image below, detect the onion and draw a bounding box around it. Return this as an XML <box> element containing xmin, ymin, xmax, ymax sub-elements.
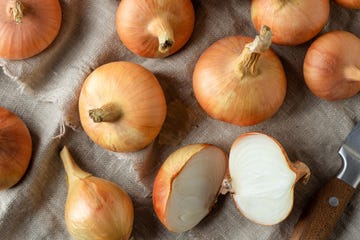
<box><xmin>0</xmin><ymin>107</ymin><xmax>32</xmax><ymax>190</ymax></box>
<box><xmin>78</xmin><ymin>61</ymin><xmax>167</xmax><ymax>152</ymax></box>
<box><xmin>335</xmin><ymin>0</ymin><xmax>360</xmax><ymax>8</ymax></box>
<box><xmin>251</xmin><ymin>0</ymin><xmax>329</xmax><ymax>45</ymax></box>
<box><xmin>193</xmin><ymin>25</ymin><xmax>286</xmax><ymax>126</ymax></box>
<box><xmin>152</xmin><ymin>133</ymin><xmax>310</xmax><ymax>230</ymax></box>
<box><xmin>226</xmin><ymin>132</ymin><xmax>310</xmax><ymax>225</ymax></box>
<box><xmin>60</xmin><ymin>146</ymin><xmax>134</xmax><ymax>240</ymax></box>
<box><xmin>116</xmin><ymin>0</ymin><xmax>195</xmax><ymax>58</ymax></box>
<box><xmin>0</xmin><ymin>0</ymin><xmax>62</xmax><ymax>60</ymax></box>
<box><xmin>152</xmin><ymin>144</ymin><xmax>228</xmax><ymax>233</ymax></box>
<box><xmin>303</xmin><ymin>31</ymin><xmax>360</xmax><ymax>101</ymax></box>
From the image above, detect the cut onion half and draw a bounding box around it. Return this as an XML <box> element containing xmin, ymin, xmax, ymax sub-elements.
<box><xmin>153</xmin><ymin>144</ymin><xmax>228</xmax><ymax>233</ymax></box>
<box><xmin>227</xmin><ymin>132</ymin><xmax>310</xmax><ymax>225</ymax></box>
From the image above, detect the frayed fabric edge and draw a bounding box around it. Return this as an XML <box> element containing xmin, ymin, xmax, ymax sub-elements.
<box><xmin>1</xmin><ymin>64</ymin><xmax>81</xmax><ymax>139</ymax></box>
<box><xmin>1</xmin><ymin>64</ymin><xmax>35</xmax><ymax>96</ymax></box>
<box><xmin>53</xmin><ymin>114</ymin><xmax>82</xmax><ymax>139</ymax></box>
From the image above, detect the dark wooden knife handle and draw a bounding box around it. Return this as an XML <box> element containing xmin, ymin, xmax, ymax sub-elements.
<box><xmin>290</xmin><ymin>178</ymin><xmax>355</xmax><ymax>240</ymax></box>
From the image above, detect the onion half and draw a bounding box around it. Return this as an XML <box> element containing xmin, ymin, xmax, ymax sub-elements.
<box><xmin>153</xmin><ymin>144</ymin><xmax>228</xmax><ymax>233</ymax></box>
<box><xmin>228</xmin><ymin>132</ymin><xmax>310</xmax><ymax>225</ymax></box>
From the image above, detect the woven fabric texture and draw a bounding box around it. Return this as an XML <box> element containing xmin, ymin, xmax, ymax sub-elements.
<box><xmin>1</xmin><ymin>0</ymin><xmax>360</xmax><ymax>239</ymax></box>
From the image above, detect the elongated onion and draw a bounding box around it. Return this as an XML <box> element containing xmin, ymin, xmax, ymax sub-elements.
<box><xmin>0</xmin><ymin>107</ymin><xmax>32</xmax><ymax>190</ymax></box>
<box><xmin>79</xmin><ymin>61</ymin><xmax>167</xmax><ymax>152</ymax></box>
<box><xmin>251</xmin><ymin>0</ymin><xmax>329</xmax><ymax>45</ymax></box>
<box><xmin>304</xmin><ymin>31</ymin><xmax>360</xmax><ymax>101</ymax></box>
<box><xmin>0</xmin><ymin>0</ymin><xmax>62</xmax><ymax>60</ymax></box>
<box><xmin>193</xmin><ymin>26</ymin><xmax>286</xmax><ymax>126</ymax></box>
<box><xmin>116</xmin><ymin>0</ymin><xmax>195</xmax><ymax>58</ymax></box>
<box><xmin>60</xmin><ymin>146</ymin><xmax>134</xmax><ymax>240</ymax></box>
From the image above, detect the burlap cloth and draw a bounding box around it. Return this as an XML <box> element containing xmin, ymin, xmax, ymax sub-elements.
<box><xmin>1</xmin><ymin>0</ymin><xmax>360</xmax><ymax>239</ymax></box>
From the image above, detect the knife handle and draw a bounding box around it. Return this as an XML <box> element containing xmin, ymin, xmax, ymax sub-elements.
<box><xmin>290</xmin><ymin>177</ymin><xmax>355</xmax><ymax>240</ymax></box>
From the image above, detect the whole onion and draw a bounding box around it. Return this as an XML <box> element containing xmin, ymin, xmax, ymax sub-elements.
<box><xmin>78</xmin><ymin>61</ymin><xmax>167</xmax><ymax>152</ymax></box>
<box><xmin>251</xmin><ymin>0</ymin><xmax>329</xmax><ymax>45</ymax></box>
<box><xmin>304</xmin><ymin>31</ymin><xmax>360</xmax><ymax>101</ymax></box>
<box><xmin>116</xmin><ymin>0</ymin><xmax>195</xmax><ymax>58</ymax></box>
<box><xmin>193</xmin><ymin>26</ymin><xmax>287</xmax><ymax>126</ymax></box>
<box><xmin>0</xmin><ymin>106</ymin><xmax>32</xmax><ymax>190</ymax></box>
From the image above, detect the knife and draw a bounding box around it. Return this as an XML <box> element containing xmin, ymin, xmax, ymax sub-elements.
<box><xmin>290</xmin><ymin>122</ymin><xmax>360</xmax><ymax>240</ymax></box>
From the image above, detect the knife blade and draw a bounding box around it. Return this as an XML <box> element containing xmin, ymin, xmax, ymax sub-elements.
<box><xmin>290</xmin><ymin>122</ymin><xmax>360</xmax><ymax>240</ymax></box>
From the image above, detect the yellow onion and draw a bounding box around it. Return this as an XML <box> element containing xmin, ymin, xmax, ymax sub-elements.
<box><xmin>303</xmin><ymin>31</ymin><xmax>360</xmax><ymax>101</ymax></box>
<box><xmin>0</xmin><ymin>0</ymin><xmax>62</xmax><ymax>60</ymax></box>
<box><xmin>193</xmin><ymin>25</ymin><xmax>286</xmax><ymax>126</ymax></box>
<box><xmin>0</xmin><ymin>106</ymin><xmax>32</xmax><ymax>190</ymax></box>
<box><xmin>153</xmin><ymin>144</ymin><xmax>228</xmax><ymax>232</ymax></box>
<box><xmin>335</xmin><ymin>0</ymin><xmax>360</xmax><ymax>8</ymax></box>
<box><xmin>116</xmin><ymin>0</ymin><xmax>195</xmax><ymax>58</ymax></box>
<box><xmin>78</xmin><ymin>61</ymin><xmax>167</xmax><ymax>152</ymax></box>
<box><xmin>227</xmin><ymin>132</ymin><xmax>311</xmax><ymax>225</ymax></box>
<box><xmin>60</xmin><ymin>146</ymin><xmax>134</xmax><ymax>240</ymax></box>
<box><xmin>152</xmin><ymin>133</ymin><xmax>310</xmax><ymax>231</ymax></box>
<box><xmin>251</xmin><ymin>0</ymin><xmax>329</xmax><ymax>45</ymax></box>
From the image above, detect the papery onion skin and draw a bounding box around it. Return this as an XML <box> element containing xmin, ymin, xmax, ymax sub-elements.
<box><xmin>61</xmin><ymin>146</ymin><xmax>134</xmax><ymax>240</ymax></box>
<box><xmin>0</xmin><ymin>107</ymin><xmax>32</xmax><ymax>190</ymax></box>
<box><xmin>251</xmin><ymin>0</ymin><xmax>329</xmax><ymax>45</ymax></box>
<box><xmin>79</xmin><ymin>61</ymin><xmax>167</xmax><ymax>152</ymax></box>
<box><xmin>116</xmin><ymin>0</ymin><xmax>195</xmax><ymax>58</ymax></box>
<box><xmin>304</xmin><ymin>31</ymin><xmax>360</xmax><ymax>101</ymax></box>
<box><xmin>193</xmin><ymin>32</ymin><xmax>286</xmax><ymax>126</ymax></box>
<box><xmin>153</xmin><ymin>144</ymin><xmax>208</xmax><ymax>230</ymax></box>
<box><xmin>0</xmin><ymin>0</ymin><xmax>62</xmax><ymax>60</ymax></box>
<box><xmin>153</xmin><ymin>144</ymin><xmax>228</xmax><ymax>232</ymax></box>
<box><xmin>65</xmin><ymin>178</ymin><xmax>134</xmax><ymax>240</ymax></box>
<box><xmin>335</xmin><ymin>0</ymin><xmax>360</xmax><ymax>9</ymax></box>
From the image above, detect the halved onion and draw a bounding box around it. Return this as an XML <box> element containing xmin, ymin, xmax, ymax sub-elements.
<box><xmin>153</xmin><ymin>144</ymin><xmax>228</xmax><ymax>233</ymax></box>
<box><xmin>228</xmin><ymin>132</ymin><xmax>310</xmax><ymax>225</ymax></box>
<box><xmin>153</xmin><ymin>133</ymin><xmax>310</xmax><ymax>231</ymax></box>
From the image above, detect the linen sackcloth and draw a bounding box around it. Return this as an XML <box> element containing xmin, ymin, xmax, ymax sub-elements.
<box><xmin>1</xmin><ymin>0</ymin><xmax>360</xmax><ymax>239</ymax></box>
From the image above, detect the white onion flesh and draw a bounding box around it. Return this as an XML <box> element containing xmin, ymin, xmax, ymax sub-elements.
<box><xmin>229</xmin><ymin>134</ymin><xmax>296</xmax><ymax>225</ymax></box>
<box><xmin>165</xmin><ymin>147</ymin><xmax>227</xmax><ymax>232</ymax></box>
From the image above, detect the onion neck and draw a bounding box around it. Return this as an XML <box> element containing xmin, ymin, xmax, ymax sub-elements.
<box><xmin>343</xmin><ymin>65</ymin><xmax>360</xmax><ymax>82</ymax></box>
<box><xmin>89</xmin><ymin>103</ymin><xmax>122</xmax><ymax>123</ymax></box>
<box><xmin>9</xmin><ymin>0</ymin><xmax>24</xmax><ymax>23</ymax></box>
<box><xmin>236</xmin><ymin>25</ymin><xmax>272</xmax><ymax>76</ymax></box>
<box><xmin>292</xmin><ymin>161</ymin><xmax>311</xmax><ymax>184</ymax></box>
<box><xmin>219</xmin><ymin>177</ymin><xmax>233</xmax><ymax>195</ymax></box>
<box><xmin>148</xmin><ymin>18</ymin><xmax>175</xmax><ymax>53</ymax></box>
<box><xmin>60</xmin><ymin>146</ymin><xmax>92</xmax><ymax>185</ymax></box>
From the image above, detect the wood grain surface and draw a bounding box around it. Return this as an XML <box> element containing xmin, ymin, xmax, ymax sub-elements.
<box><xmin>291</xmin><ymin>178</ymin><xmax>356</xmax><ymax>240</ymax></box>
